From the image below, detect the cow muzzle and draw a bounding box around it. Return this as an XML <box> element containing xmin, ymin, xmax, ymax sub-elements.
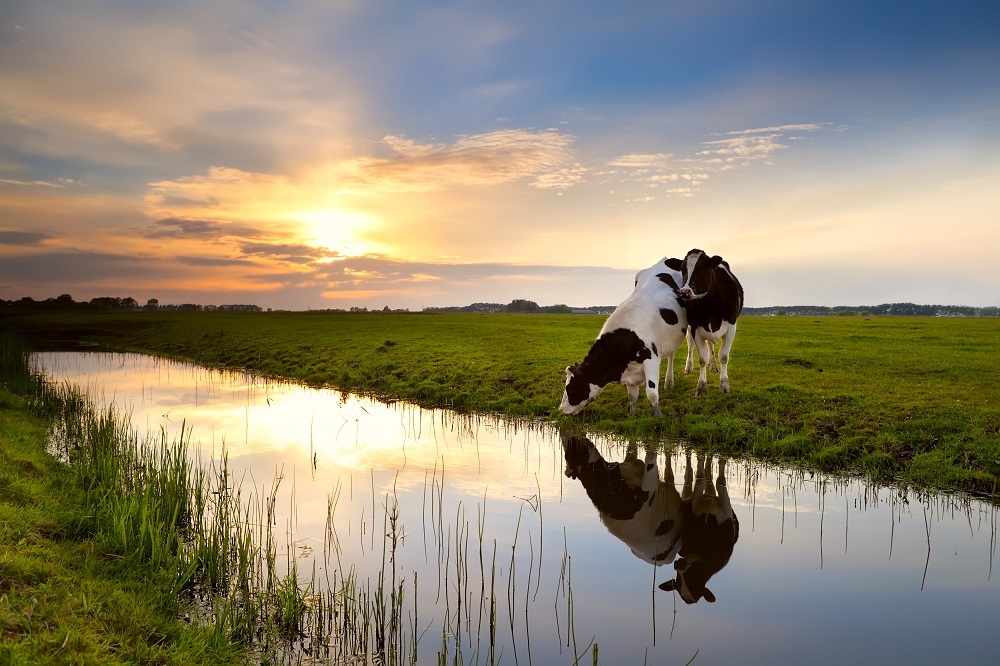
<box><xmin>678</xmin><ymin>287</ymin><xmax>707</xmax><ymax>301</ymax></box>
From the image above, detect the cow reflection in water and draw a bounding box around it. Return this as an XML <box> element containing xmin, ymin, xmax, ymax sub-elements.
<box><xmin>563</xmin><ymin>434</ymin><xmax>685</xmax><ymax>565</ymax></box>
<box><xmin>562</xmin><ymin>435</ymin><xmax>739</xmax><ymax>604</ymax></box>
<box><xmin>659</xmin><ymin>452</ymin><xmax>739</xmax><ymax>604</ymax></box>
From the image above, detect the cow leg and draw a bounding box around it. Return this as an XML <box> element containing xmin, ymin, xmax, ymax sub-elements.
<box><xmin>709</xmin><ymin>342</ymin><xmax>720</xmax><ymax>373</ymax></box>
<box><xmin>701</xmin><ymin>456</ymin><xmax>718</xmax><ymax>502</ymax></box>
<box><xmin>627</xmin><ymin>382</ymin><xmax>640</xmax><ymax>415</ymax></box>
<box><xmin>718</xmin><ymin>322</ymin><xmax>737</xmax><ymax>394</ymax></box>
<box><xmin>692</xmin><ymin>453</ymin><xmax>708</xmax><ymax>503</ymax></box>
<box><xmin>715</xmin><ymin>458</ymin><xmax>732</xmax><ymax>515</ymax></box>
<box><xmin>642</xmin><ymin>357</ymin><xmax>663</xmax><ymax>417</ymax></box>
<box><xmin>684</xmin><ymin>327</ymin><xmax>695</xmax><ymax>375</ymax></box>
<box><xmin>682</xmin><ymin>451</ymin><xmax>694</xmax><ymax>502</ymax></box>
<box><xmin>663</xmin><ymin>350</ymin><xmax>676</xmax><ymax>389</ymax></box>
<box><xmin>696</xmin><ymin>335</ymin><xmax>711</xmax><ymax>396</ymax></box>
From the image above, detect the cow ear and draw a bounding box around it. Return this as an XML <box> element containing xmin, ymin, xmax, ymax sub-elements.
<box><xmin>708</xmin><ymin>255</ymin><xmax>723</xmax><ymax>269</ymax></box>
<box><xmin>565</xmin><ymin>365</ymin><xmax>575</xmax><ymax>379</ymax></box>
<box><xmin>703</xmin><ymin>588</ymin><xmax>716</xmax><ymax>603</ymax></box>
<box><xmin>665</xmin><ymin>258</ymin><xmax>683</xmax><ymax>271</ymax></box>
<box><xmin>658</xmin><ymin>580</ymin><xmax>676</xmax><ymax>592</ymax></box>
<box><xmin>674</xmin><ymin>558</ymin><xmax>690</xmax><ymax>572</ymax></box>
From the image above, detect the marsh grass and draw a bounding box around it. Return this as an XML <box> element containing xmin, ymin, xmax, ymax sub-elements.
<box><xmin>0</xmin><ymin>335</ymin><xmax>242</xmax><ymax>663</ymax></box>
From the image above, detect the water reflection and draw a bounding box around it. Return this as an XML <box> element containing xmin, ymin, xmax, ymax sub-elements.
<box><xmin>31</xmin><ymin>352</ymin><xmax>1000</xmax><ymax>665</ymax></box>
<box><xmin>562</xmin><ymin>434</ymin><xmax>739</xmax><ymax>604</ymax></box>
<box><xmin>658</xmin><ymin>454</ymin><xmax>738</xmax><ymax>604</ymax></box>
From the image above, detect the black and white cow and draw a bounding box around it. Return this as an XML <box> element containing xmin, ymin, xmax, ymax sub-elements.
<box><xmin>560</xmin><ymin>259</ymin><xmax>689</xmax><ymax>417</ymax></box>
<box><xmin>633</xmin><ymin>257</ymin><xmax>700</xmax><ymax>379</ymax></box>
<box><xmin>665</xmin><ymin>249</ymin><xmax>744</xmax><ymax>395</ymax></box>
<box><xmin>562</xmin><ymin>434</ymin><xmax>684</xmax><ymax>566</ymax></box>
<box><xmin>659</xmin><ymin>453</ymin><xmax>739</xmax><ymax>604</ymax></box>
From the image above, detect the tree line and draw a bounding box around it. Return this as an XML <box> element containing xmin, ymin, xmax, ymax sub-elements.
<box><xmin>0</xmin><ymin>295</ymin><xmax>262</xmax><ymax>313</ymax></box>
<box><xmin>743</xmin><ymin>303</ymin><xmax>1000</xmax><ymax>317</ymax></box>
<box><xmin>1</xmin><ymin>295</ymin><xmax>996</xmax><ymax>317</ymax></box>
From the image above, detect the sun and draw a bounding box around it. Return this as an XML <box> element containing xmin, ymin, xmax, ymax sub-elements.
<box><xmin>295</xmin><ymin>207</ymin><xmax>382</xmax><ymax>256</ymax></box>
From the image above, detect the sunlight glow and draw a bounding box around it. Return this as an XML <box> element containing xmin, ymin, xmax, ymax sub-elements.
<box><xmin>296</xmin><ymin>207</ymin><xmax>383</xmax><ymax>257</ymax></box>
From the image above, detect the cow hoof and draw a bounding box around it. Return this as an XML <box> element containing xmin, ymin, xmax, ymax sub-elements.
<box><xmin>696</xmin><ymin>383</ymin><xmax>707</xmax><ymax>396</ymax></box>
<box><xmin>720</xmin><ymin>384</ymin><xmax>731</xmax><ymax>394</ymax></box>
<box><xmin>653</xmin><ymin>406</ymin><xmax>662</xmax><ymax>418</ymax></box>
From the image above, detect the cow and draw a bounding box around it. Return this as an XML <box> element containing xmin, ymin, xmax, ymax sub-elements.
<box><xmin>560</xmin><ymin>258</ymin><xmax>688</xmax><ymax>417</ymax></box>
<box><xmin>665</xmin><ymin>249</ymin><xmax>744</xmax><ymax>395</ymax></box>
<box><xmin>562</xmin><ymin>434</ymin><xmax>684</xmax><ymax>567</ymax></box>
<box><xmin>633</xmin><ymin>257</ymin><xmax>702</xmax><ymax>380</ymax></box>
<box><xmin>659</xmin><ymin>453</ymin><xmax>739</xmax><ymax>604</ymax></box>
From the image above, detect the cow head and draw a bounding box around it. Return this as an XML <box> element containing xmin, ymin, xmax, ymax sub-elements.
<box><xmin>658</xmin><ymin>559</ymin><xmax>717</xmax><ymax>604</ymax></box>
<box><xmin>669</xmin><ymin>249</ymin><xmax>724</xmax><ymax>302</ymax></box>
<box><xmin>559</xmin><ymin>363</ymin><xmax>603</xmax><ymax>415</ymax></box>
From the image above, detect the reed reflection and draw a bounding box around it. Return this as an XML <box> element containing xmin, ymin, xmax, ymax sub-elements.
<box><xmin>562</xmin><ymin>433</ymin><xmax>739</xmax><ymax>604</ymax></box>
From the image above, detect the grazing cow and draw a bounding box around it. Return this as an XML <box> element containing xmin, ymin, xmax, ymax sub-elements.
<box><xmin>562</xmin><ymin>434</ymin><xmax>684</xmax><ymax>566</ymax></box>
<box><xmin>659</xmin><ymin>453</ymin><xmax>739</xmax><ymax>604</ymax></box>
<box><xmin>560</xmin><ymin>259</ymin><xmax>688</xmax><ymax>417</ymax></box>
<box><xmin>665</xmin><ymin>249</ymin><xmax>744</xmax><ymax>395</ymax></box>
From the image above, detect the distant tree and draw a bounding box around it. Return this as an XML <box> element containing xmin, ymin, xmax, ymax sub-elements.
<box><xmin>544</xmin><ymin>304</ymin><xmax>573</xmax><ymax>314</ymax></box>
<box><xmin>505</xmin><ymin>299</ymin><xmax>539</xmax><ymax>313</ymax></box>
<box><xmin>145</xmin><ymin>298</ymin><xmax>159</xmax><ymax>310</ymax></box>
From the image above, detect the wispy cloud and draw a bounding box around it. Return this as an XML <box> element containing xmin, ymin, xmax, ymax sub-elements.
<box><xmin>87</xmin><ymin>112</ymin><xmax>182</xmax><ymax>151</ymax></box>
<box><xmin>0</xmin><ymin>178</ymin><xmax>70</xmax><ymax>188</ymax></box>
<box><xmin>603</xmin><ymin>123</ymin><xmax>830</xmax><ymax>198</ymax></box>
<box><xmin>0</xmin><ymin>229</ymin><xmax>56</xmax><ymax>246</ymax></box>
<box><xmin>699</xmin><ymin>124</ymin><xmax>827</xmax><ymax>163</ymax></box>
<box><xmin>341</xmin><ymin>129</ymin><xmax>581</xmax><ymax>193</ymax></box>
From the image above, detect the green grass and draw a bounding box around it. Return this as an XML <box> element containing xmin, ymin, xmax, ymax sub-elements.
<box><xmin>4</xmin><ymin>311</ymin><xmax>999</xmax><ymax>495</ymax></box>
<box><xmin>0</xmin><ymin>336</ymin><xmax>243</xmax><ymax>664</ymax></box>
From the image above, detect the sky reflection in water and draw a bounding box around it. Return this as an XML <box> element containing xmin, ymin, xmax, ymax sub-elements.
<box><xmin>33</xmin><ymin>352</ymin><xmax>999</xmax><ymax>664</ymax></box>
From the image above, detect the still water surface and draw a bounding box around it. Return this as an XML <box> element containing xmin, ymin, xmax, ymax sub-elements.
<box><xmin>33</xmin><ymin>352</ymin><xmax>999</xmax><ymax>664</ymax></box>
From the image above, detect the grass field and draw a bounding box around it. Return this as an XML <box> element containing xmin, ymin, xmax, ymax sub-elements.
<box><xmin>5</xmin><ymin>311</ymin><xmax>999</xmax><ymax>495</ymax></box>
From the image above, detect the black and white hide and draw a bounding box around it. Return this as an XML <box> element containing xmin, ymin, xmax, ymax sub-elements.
<box><xmin>665</xmin><ymin>249</ymin><xmax>744</xmax><ymax>395</ymax></box>
<box><xmin>633</xmin><ymin>256</ymin><xmax>701</xmax><ymax>380</ymax></box>
<box><xmin>560</xmin><ymin>259</ymin><xmax>688</xmax><ymax>417</ymax></box>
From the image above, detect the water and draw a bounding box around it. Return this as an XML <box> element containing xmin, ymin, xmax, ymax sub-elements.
<box><xmin>33</xmin><ymin>352</ymin><xmax>1000</xmax><ymax>664</ymax></box>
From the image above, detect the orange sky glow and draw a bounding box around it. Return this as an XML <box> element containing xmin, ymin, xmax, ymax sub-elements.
<box><xmin>2</xmin><ymin>2</ymin><xmax>998</xmax><ymax>310</ymax></box>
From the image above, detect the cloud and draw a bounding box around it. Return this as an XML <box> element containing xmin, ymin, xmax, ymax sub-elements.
<box><xmin>145</xmin><ymin>217</ymin><xmax>232</xmax><ymax>239</ymax></box>
<box><xmin>601</xmin><ymin>123</ymin><xmax>832</xmax><ymax>198</ymax></box>
<box><xmin>341</xmin><ymin>129</ymin><xmax>581</xmax><ymax>193</ymax></box>
<box><xmin>240</xmin><ymin>242</ymin><xmax>339</xmax><ymax>264</ymax></box>
<box><xmin>178</xmin><ymin>255</ymin><xmax>256</xmax><ymax>267</ymax></box>
<box><xmin>606</xmin><ymin>153</ymin><xmax>673</xmax><ymax>168</ymax></box>
<box><xmin>698</xmin><ymin>123</ymin><xmax>827</xmax><ymax>161</ymax></box>
<box><xmin>88</xmin><ymin>112</ymin><xmax>182</xmax><ymax>151</ymax></box>
<box><xmin>0</xmin><ymin>229</ymin><xmax>56</xmax><ymax>246</ymax></box>
<box><xmin>0</xmin><ymin>3</ymin><xmax>360</xmax><ymax>172</ymax></box>
<box><xmin>0</xmin><ymin>178</ymin><xmax>67</xmax><ymax>188</ymax></box>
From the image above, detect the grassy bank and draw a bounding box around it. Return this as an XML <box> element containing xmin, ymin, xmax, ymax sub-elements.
<box><xmin>2</xmin><ymin>332</ymin><xmax>462</xmax><ymax>664</ymax></box>
<box><xmin>5</xmin><ymin>311</ymin><xmax>999</xmax><ymax>495</ymax></box>
<box><xmin>0</xmin><ymin>336</ymin><xmax>245</xmax><ymax>664</ymax></box>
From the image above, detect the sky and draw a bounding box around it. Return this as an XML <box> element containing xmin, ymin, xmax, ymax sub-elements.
<box><xmin>1</xmin><ymin>0</ymin><xmax>998</xmax><ymax>310</ymax></box>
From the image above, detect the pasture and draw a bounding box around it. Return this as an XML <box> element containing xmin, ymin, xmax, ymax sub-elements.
<box><xmin>6</xmin><ymin>311</ymin><xmax>999</xmax><ymax>494</ymax></box>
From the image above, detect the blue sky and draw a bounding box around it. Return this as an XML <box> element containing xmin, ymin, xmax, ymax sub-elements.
<box><xmin>1</xmin><ymin>0</ymin><xmax>998</xmax><ymax>309</ymax></box>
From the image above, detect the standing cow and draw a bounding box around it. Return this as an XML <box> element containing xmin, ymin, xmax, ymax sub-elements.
<box><xmin>665</xmin><ymin>249</ymin><xmax>744</xmax><ymax>395</ymax></box>
<box><xmin>659</xmin><ymin>453</ymin><xmax>739</xmax><ymax>604</ymax></box>
<box><xmin>560</xmin><ymin>258</ymin><xmax>688</xmax><ymax>417</ymax></box>
<box><xmin>562</xmin><ymin>434</ymin><xmax>684</xmax><ymax>566</ymax></box>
